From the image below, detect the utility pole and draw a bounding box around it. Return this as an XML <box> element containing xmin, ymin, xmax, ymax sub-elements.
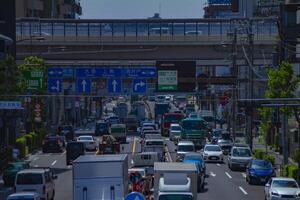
<box><xmin>248</xmin><ymin>22</ymin><xmax>254</xmax><ymax>151</ymax></box>
<box><xmin>232</xmin><ymin>28</ymin><xmax>238</xmax><ymax>140</ymax></box>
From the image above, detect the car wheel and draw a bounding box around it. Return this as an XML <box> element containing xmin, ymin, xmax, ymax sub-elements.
<box><xmin>248</xmin><ymin>177</ymin><xmax>253</xmax><ymax>185</ymax></box>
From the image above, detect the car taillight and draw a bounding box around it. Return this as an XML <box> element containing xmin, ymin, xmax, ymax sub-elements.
<box><xmin>43</xmin><ymin>185</ymin><xmax>46</xmax><ymax>194</ymax></box>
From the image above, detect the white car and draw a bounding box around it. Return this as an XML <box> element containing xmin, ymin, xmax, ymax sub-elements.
<box><xmin>15</xmin><ymin>168</ymin><xmax>56</xmax><ymax>200</ymax></box>
<box><xmin>169</xmin><ymin>123</ymin><xmax>182</xmax><ymax>143</ymax></box>
<box><xmin>77</xmin><ymin>135</ymin><xmax>97</xmax><ymax>151</ymax></box>
<box><xmin>264</xmin><ymin>177</ymin><xmax>300</xmax><ymax>200</ymax></box>
<box><xmin>7</xmin><ymin>192</ymin><xmax>40</xmax><ymax>200</ymax></box>
<box><xmin>202</xmin><ymin>144</ymin><xmax>224</xmax><ymax>163</ymax></box>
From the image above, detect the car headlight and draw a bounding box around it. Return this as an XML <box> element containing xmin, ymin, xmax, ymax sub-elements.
<box><xmin>271</xmin><ymin>192</ymin><xmax>279</xmax><ymax>196</ymax></box>
<box><xmin>204</xmin><ymin>153</ymin><xmax>208</xmax><ymax>156</ymax></box>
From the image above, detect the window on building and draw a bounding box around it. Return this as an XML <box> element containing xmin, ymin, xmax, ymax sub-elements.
<box><xmin>285</xmin><ymin>11</ymin><xmax>296</xmax><ymax>27</ymax></box>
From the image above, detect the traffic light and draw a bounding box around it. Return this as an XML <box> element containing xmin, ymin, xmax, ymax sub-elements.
<box><xmin>232</xmin><ymin>0</ymin><xmax>239</xmax><ymax>12</ymax></box>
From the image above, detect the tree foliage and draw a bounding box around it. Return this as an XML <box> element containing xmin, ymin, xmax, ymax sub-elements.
<box><xmin>0</xmin><ymin>56</ymin><xmax>21</xmax><ymax>99</ymax></box>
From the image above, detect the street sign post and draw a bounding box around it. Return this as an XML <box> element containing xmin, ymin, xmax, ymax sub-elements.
<box><xmin>108</xmin><ymin>79</ymin><xmax>122</xmax><ymax>93</ymax></box>
<box><xmin>48</xmin><ymin>78</ymin><xmax>62</xmax><ymax>93</ymax></box>
<box><xmin>77</xmin><ymin>79</ymin><xmax>91</xmax><ymax>94</ymax></box>
<box><xmin>157</xmin><ymin>70</ymin><xmax>178</xmax><ymax>91</ymax></box>
<box><xmin>132</xmin><ymin>79</ymin><xmax>147</xmax><ymax>93</ymax></box>
<box><xmin>23</xmin><ymin>70</ymin><xmax>44</xmax><ymax>90</ymax></box>
<box><xmin>125</xmin><ymin>192</ymin><xmax>145</xmax><ymax>200</ymax></box>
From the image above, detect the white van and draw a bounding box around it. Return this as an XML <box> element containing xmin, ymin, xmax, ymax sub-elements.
<box><xmin>7</xmin><ymin>192</ymin><xmax>40</xmax><ymax>200</ymax></box>
<box><xmin>15</xmin><ymin>168</ymin><xmax>57</xmax><ymax>200</ymax></box>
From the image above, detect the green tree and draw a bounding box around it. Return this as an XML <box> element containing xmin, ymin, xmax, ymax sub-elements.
<box><xmin>0</xmin><ymin>56</ymin><xmax>21</xmax><ymax>99</ymax></box>
<box><xmin>260</xmin><ymin>61</ymin><xmax>300</xmax><ymax>181</ymax></box>
<box><xmin>18</xmin><ymin>56</ymin><xmax>47</xmax><ymax>95</ymax></box>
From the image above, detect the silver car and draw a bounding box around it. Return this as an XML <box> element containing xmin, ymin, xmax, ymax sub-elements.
<box><xmin>202</xmin><ymin>144</ymin><xmax>224</xmax><ymax>163</ymax></box>
<box><xmin>228</xmin><ymin>145</ymin><xmax>252</xmax><ymax>170</ymax></box>
<box><xmin>264</xmin><ymin>177</ymin><xmax>300</xmax><ymax>200</ymax></box>
<box><xmin>176</xmin><ymin>141</ymin><xmax>195</xmax><ymax>161</ymax></box>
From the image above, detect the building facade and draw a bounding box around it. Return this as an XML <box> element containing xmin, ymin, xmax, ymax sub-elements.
<box><xmin>16</xmin><ymin>0</ymin><xmax>82</xmax><ymax>19</ymax></box>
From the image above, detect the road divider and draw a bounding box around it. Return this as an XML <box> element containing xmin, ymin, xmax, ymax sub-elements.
<box><xmin>225</xmin><ymin>172</ymin><xmax>232</xmax><ymax>179</ymax></box>
<box><xmin>165</xmin><ymin>144</ymin><xmax>172</xmax><ymax>162</ymax></box>
<box><xmin>239</xmin><ymin>186</ymin><xmax>248</xmax><ymax>195</ymax></box>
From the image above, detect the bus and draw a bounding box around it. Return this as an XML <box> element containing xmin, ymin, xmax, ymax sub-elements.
<box><xmin>181</xmin><ymin>117</ymin><xmax>209</xmax><ymax>149</ymax></box>
<box><xmin>161</xmin><ymin>113</ymin><xmax>185</xmax><ymax>137</ymax></box>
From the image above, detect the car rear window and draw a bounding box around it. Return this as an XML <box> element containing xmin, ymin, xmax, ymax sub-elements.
<box><xmin>17</xmin><ymin>173</ymin><xmax>43</xmax><ymax>184</ymax></box>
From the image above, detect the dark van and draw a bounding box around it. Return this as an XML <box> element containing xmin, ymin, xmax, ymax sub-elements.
<box><xmin>95</xmin><ymin>120</ymin><xmax>109</xmax><ymax>136</ymax></box>
<box><xmin>66</xmin><ymin>142</ymin><xmax>85</xmax><ymax>165</ymax></box>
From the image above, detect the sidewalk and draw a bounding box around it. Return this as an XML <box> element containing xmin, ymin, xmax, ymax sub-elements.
<box><xmin>253</xmin><ymin>137</ymin><xmax>297</xmax><ymax>175</ymax></box>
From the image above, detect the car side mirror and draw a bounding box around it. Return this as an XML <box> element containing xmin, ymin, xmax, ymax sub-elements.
<box><xmin>265</xmin><ymin>183</ymin><xmax>270</xmax><ymax>187</ymax></box>
<box><xmin>52</xmin><ymin>175</ymin><xmax>58</xmax><ymax>180</ymax></box>
<box><xmin>174</xmin><ymin>149</ymin><xmax>177</xmax><ymax>152</ymax></box>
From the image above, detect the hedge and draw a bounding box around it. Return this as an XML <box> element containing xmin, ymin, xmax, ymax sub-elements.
<box><xmin>15</xmin><ymin>137</ymin><xmax>27</xmax><ymax>158</ymax></box>
<box><xmin>253</xmin><ymin>149</ymin><xmax>275</xmax><ymax>166</ymax></box>
<box><xmin>283</xmin><ymin>165</ymin><xmax>299</xmax><ymax>180</ymax></box>
<box><xmin>24</xmin><ymin>134</ymin><xmax>34</xmax><ymax>152</ymax></box>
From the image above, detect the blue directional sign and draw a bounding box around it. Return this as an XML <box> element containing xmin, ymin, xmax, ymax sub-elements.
<box><xmin>108</xmin><ymin>79</ymin><xmax>122</xmax><ymax>93</ymax></box>
<box><xmin>48</xmin><ymin>78</ymin><xmax>62</xmax><ymax>93</ymax></box>
<box><xmin>132</xmin><ymin>79</ymin><xmax>147</xmax><ymax>93</ymax></box>
<box><xmin>125</xmin><ymin>192</ymin><xmax>145</xmax><ymax>200</ymax></box>
<box><xmin>77</xmin><ymin>79</ymin><xmax>91</xmax><ymax>94</ymax></box>
<box><xmin>124</xmin><ymin>67</ymin><xmax>156</xmax><ymax>78</ymax></box>
<box><xmin>139</xmin><ymin>67</ymin><xmax>156</xmax><ymax>78</ymax></box>
<box><xmin>48</xmin><ymin>68</ymin><xmax>74</xmax><ymax>77</ymax></box>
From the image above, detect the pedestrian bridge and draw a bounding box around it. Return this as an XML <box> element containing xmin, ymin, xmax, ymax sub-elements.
<box><xmin>16</xmin><ymin>18</ymin><xmax>278</xmax><ymax>45</ymax></box>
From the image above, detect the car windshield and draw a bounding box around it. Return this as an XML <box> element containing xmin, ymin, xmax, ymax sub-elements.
<box><xmin>78</xmin><ymin>136</ymin><xmax>93</xmax><ymax>141</ymax></box>
<box><xmin>171</xmin><ymin>126</ymin><xmax>181</xmax><ymax>131</ymax></box>
<box><xmin>164</xmin><ymin>115</ymin><xmax>183</xmax><ymax>123</ymax></box>
<box><xmin>146</xmin><ymin>141</ymin><xmax>164</xmax><ymax>146</ymax></box>
<box><xmin>251</xmin><ymin>160</ymin><xmax>272</xmax><ymax>169</ymax></box>
<box><xmin>159</xmin><ymin>194</ymin><xmax>193</xmax><ymax>200</ymax></box>
<box><xmin>205</xmin><ymin>146</ymin><xmax>221</xmax><ymax>151</ymax></box>
<box><xmin>182</xmin><ymin>120</ymin><xmax>205</xmax><ymax>130</ymax></box>
<box><xmin>178</xmin><ymin>145</ymin><xmax>194</xmax><ymax>152</ymax></box>
<box><xmin>272</xmin><ymin>180</ymin><xmax>298</xmax><ymax>188</ymax></box>
<box><xmin>232</xmin><ymin>148</ymin><xmax>251</xmax><ymax>157</ymax></box>
<box><xmin>17</xmin><ymin>173</ymin><xmax>43</xmax><ymax>184</ymax></box>
<box><xmin>96</xmin><ymin>123</ymin><xmax>107</xmax><ymax>128</ymax></box>
<box><xmin>9</xmin><ymin>198</ymin><xmax>35</xmax><ymax>200</ymax></box>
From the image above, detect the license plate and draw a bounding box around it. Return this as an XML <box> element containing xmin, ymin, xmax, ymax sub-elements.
<box><xmin>239</xmin><ymin>164</ymin><xmax>245</xmax><ymax>167</ymax></box>
<box><xmin>210</xmin><ymin>157</ymin><xmax>217</xmax><ymax>160</ymax></box>
<box><xmin>260</xmin><ymin>178</ymin><xmax>266</xmax><ymax>182</ymax></box>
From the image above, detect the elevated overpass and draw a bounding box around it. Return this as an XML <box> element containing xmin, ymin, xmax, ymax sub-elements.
<box><xmin>16</xmin><ymin>18</ymin><xmax>278</xmax><ymax>62</ymax></box>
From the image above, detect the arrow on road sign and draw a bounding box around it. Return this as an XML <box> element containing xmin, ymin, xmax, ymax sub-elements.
<box><xmin>112</xmin><ymin>80</ymin><xmax>117</xmax><ymax>92</ymax></box>
<box><xmin>48</xmin><ymin>78</ymin><xmax>62</xmax><ymax>93</ymax></box>
<box><xmin>134</xmin><ymin>81</ymin><xmax>145</xmax><ymax>91</ymax></box>
<box><xmin>81</xmin><ymin>79</ymin><xmax>87</xmax><ymax>92</ymax></box>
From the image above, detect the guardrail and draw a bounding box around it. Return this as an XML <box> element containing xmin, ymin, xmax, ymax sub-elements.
<box><xmin>16</xmin><ymin>18</ymin><xmax>278</xmax><ymax>44</ymax></box>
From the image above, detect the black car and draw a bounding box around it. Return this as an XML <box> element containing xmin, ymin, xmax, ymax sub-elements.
<box><xmin>95</xmin><ymin>120</ymin><xmax>109</xmax><ymax>136</ymax></box>
<box><xmin>42</xmin><ymin>135</ymin><xmax>64</xmax><ymax>153</ymax></box>
<box><xmin>61</xmin><ymin>125</ymin><xmax>75</xmax><ymax>141</ymax></box>
<box><xmin>66</xmin><ymin>142</ymin><xmax>85</xmax><ymax>165</ymax></box>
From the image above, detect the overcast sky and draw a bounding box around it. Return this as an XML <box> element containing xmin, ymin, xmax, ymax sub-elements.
<box><xmin>80</xmin><ymin>0</ymin><xmax>207</xmax><ymax>19</ymax></box>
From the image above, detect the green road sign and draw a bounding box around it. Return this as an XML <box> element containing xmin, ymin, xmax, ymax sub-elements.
<box><xmin>158</xmin><ymin>70</ymin><xmax>177</xmax><ymax>91</ymax></box>
<box><xmin>23</xmin><ymin>70</ymin><xmax>44</xmax><ymax>90</ymax></box>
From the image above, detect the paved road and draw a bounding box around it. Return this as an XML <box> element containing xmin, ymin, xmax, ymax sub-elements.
<box><xmin>1</xmin><ymin>135</ymin><xmax>267</xmax><ymax>200</ymax></box>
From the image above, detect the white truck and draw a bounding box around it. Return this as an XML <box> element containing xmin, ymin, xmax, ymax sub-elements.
<box><xmin>73</xmin><ymin>155</ymin><xmax>128</xmax><ymax>200</ymax></box>
<box><xmin>154</xmin><ymin>162</ymin><xmax>197</xmax><ymax>200</ymax></box>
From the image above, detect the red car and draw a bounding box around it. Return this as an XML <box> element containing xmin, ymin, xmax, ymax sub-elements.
<box><xmin>161</xmin><ymin>113</ymin><xmax>185</xmax><ymax>136</ymax></box>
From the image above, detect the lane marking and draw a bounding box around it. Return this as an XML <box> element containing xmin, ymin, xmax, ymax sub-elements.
<box><xmin>132</xmin><ymin>137</ymin><xmax>137</xmax><ymax>155</ymax></box>
<box><xmin>239</xmin><ymin>186</ymin><xmax>248</xmax><ymax>195</ymax></box>
<box><xmin>33</xmin><ymin>157</ymin><xmax>39</xmax><ymax>161</ymax></box>
<box><xmin>165</xmin><ymin>143</ymin><xmax>172</xmax><ymax>162</ymax></box>
<box><xmin>242</xmin><ymin>173</ymin><xmax>246</xmax><ymax>178</ymax></box>
<box><xmin>67</xmin><ymin>165</ymin><xmax>72</xmax><ymax>169</ymax></box>
<box><xmin>61</xmin><ymin>151</ymin><xmax>66</xmax><ymax>156</ymax></box>
<box><xmin>210</xmin><ymin>172</ymin><xmax>216</xmax><ymax>177</ymax></box>
<box><xmin>217</xmin><ymin>163</ymin><xmax>220</xmax><ymax>166</ymax></box>
<box><xmin>131</xmin><ymin>159</ymin><xmax>134</xmax><ymax>165</ymax></box>
<box><xmin>225</xmin><ymin>172</ymin><xmax>232</xmax><ymax>179</ymax></box>
<box><xmin>34</xmin><ymin>165</ymin><xmax>39</xmax><ymax>167</ymax></box>
<box><xmin>51</xmin><ymin>160</ymin><xmax>57</xmax><ymax>166</ymax></box>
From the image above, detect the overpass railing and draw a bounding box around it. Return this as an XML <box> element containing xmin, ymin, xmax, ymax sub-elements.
<box><xmin>16</xmin><ymin>18</ymin><xmax>278</xmax><ymax>44</ymax></box>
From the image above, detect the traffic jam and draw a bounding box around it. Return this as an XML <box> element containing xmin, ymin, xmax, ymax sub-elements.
<box><xmin>3</xmin><ymin>94</ymin><xmax>293</xmax><ymax>200</ymax></box>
